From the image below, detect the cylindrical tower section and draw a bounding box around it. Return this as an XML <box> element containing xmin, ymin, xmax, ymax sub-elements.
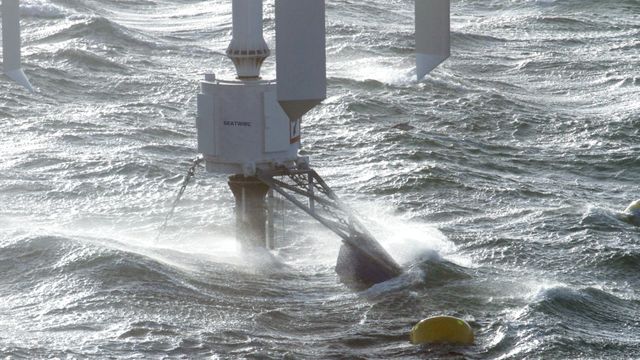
<box><xmin>227</xmin><ymin>0</ymin><xmax>270</xmax><ymax>79</ymax></box>
<box><xmin>228</xmin><ymin>175</ymin><xmax>270</xmax><ymax>248</ymax></box>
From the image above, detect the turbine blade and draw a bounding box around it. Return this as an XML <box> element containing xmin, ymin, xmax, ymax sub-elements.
<box><xmin>275</xmin><ymin>0</ymin><xmax>326</xmax><ymax>120</ymax></box>
<box><xmin>2</xmin><ymin>0</ymin><xmax>33</xmax><ymax>92</ymax></box>
<box><xmin>415</xmin><ymin>0</ymin><xmax>450</xmax><ymax>80</ymax></box>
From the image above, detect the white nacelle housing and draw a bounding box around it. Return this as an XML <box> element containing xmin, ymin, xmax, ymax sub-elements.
<box><xmin>196</xmin><ymin>77</ymin><xmax>301</xmax><ymax>175</ymax></box>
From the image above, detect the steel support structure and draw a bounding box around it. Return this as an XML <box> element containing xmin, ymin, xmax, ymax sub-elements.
<box><xmin>257</xmin><ymin>166</ymin><xmax>403</xmax><ymax>289</ymax></box>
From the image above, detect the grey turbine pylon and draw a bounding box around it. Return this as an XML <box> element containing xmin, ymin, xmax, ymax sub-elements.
<box><xmin>275</xmin><ymin>0</ymin><xmax>327</xmax><ymax>121</ymax></box>
<box><xmin>416</xmin><ymin>0</ymin><xmax>450</xmax><ymax>80</ymax></box>
<box><xmin>1</xmin><ymin>0</ymin><xmax>33</xmax><ymax>92</ymax></box>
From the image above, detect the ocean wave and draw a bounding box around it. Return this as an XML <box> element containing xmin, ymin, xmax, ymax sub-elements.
<box><xmin>533</xmin><ymin>15</ymin><xmax>599</xmax><ymax>28</ymax></box>
<box><xmin>597</xmin><ymin>251</ymin><xmax>640</xmax><ymax>276</ymax></box>
<box><xmin>21</xmin><ymin>0</ymin><xmax>67</xmax><ymax>18</ymax></box>
<box><xmin>453</xmin><ymin>32</ymin><xmax>509</xmax><ymax>45</ymax></box>
<box><xmin>611</xmin><ymin>39</ymin><xmax>640</xmax><ymax>51</ymax></box>
<box><xmin>579</xmin><ymin>206</ymin><xmax>631</xmax><ymax>230</ymax></box>
<box><xmin>39</xmin><ymin>16</ymin><xmax>160</xmax><ymax>50</ymax></box>
<box><xmin>0</xmin><ymin>233</ymin><xmax>308</xmax><ymax>300</ymax></box>
<box><xmin>0</xmin><ymin>347</ymin><xmax>79</xmax><ymax>359</ymax></box>
<box><xmin>0</xmin><ymin>235</ymin><xmax>195</xmax><ymax>295</ymax></box>
<box><xmin>2</xmin><ymin>0</ymin><xmax>639</xmax><ymax>357</ymax></box>
<box><xmin>55</xmin><ymin>48</ymin><xmax>130</xmax><ymax>72</ymax></box>
<box><xmin>118</xmin><ymin>320</ymin><xmax>179</xmax><ymax>339</ymax></box>
<box><xmin>531</xmin><ymin>286</ymin><xmax>639</xmax><ymax>327</ymax></box>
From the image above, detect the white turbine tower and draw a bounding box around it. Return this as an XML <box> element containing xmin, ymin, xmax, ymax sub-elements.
<box><xmin>1</xmin><ymin>0</ymin><xmax>33</xmax><ymax>92</ymax></box>
<box><xmin>196</xmin><ymin>0</ymin><xmax>450</xmax><ymax>290</ymax></box>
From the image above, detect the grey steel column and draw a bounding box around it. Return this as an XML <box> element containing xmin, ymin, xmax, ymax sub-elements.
<box><xmin>228</xmin><ymin>175</ymin><xmax>270</xmax><ymax>248</ymax></box>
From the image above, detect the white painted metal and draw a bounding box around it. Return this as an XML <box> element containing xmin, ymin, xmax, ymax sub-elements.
<box><xmin>196</xmin><ymin>78</ymin><xmax>299</xmax><ymax>175</ymax></box>
<box><xmin>2</xmin><ymin>0</ymin><xmax>33</xmax><ymax>91</ymax></box>
<box><xmin>196</xmin><ymin>93</ymin><xmax>217</xmax><ymax>156</ymax></box>
<box><xmin>263</xmin><ymin>90</ymin><xmax>290</xmax><ymax>153</ymax></box>
<box><xmin>275</xmin><ymin>0</ymin><xmax>326</xmax><ymax>120</ymax></box>
<box><xmin>415</xmin><ymin>0</ymin><xmax>450</xmax><ymax>80</ymax></box>
<box><xmin>227</xmin><ymin>0</ymin><xmax>270</xmax><ymax>79</ymax></box>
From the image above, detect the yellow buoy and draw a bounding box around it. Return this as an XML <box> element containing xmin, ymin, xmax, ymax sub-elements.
<box><xmin>624</xmin><ymin>200</ymin><xmax>640</xmax><ymax>226</ymax></box>
<box><xmin>410</xmin><ymin>316</ymin><xmax>474</xmax><ymax>345</ymax></box>
<box><xmin>625</xmin><ymin>200</ymin><xmax>640</xmax><ymax>214</ymax></box>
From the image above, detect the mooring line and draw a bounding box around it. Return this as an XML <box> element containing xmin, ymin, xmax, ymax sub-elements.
<box><xmin>155</xmin><ymin>155</ymin><xmax>204</xmax><ymax>241</ymax></box>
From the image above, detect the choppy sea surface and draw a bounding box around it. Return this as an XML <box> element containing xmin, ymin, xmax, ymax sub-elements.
<box><xmin>1</xmin><ymin>0</ymin><xmax>639</xmax><ymax>358</ymax></box>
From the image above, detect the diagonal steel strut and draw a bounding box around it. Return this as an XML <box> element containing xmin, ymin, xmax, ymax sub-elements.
<box><xmin>257</xmin><ymin>167</ymin><xmax>403</xmax><ymax>288</ymax></box>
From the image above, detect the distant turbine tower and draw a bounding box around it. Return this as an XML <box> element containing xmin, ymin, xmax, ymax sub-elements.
<box><xmin>196</xmin><ymin>0</ymin><xmax>450</xmax><ymax>290</ymax></box>
<box><xmin>275</xmin><ymin>0</ymin><xmax>327</xmax><ymax>120</ymax></box>
<box><xmin>416</xmin><ymin>0</ymin><xmax>451</xmax><ymax>80</ymax></box>
<box><xmin>1</xmin><ymin>0</ymin><xmax>33</xmax><ymax>92</ymax></box>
